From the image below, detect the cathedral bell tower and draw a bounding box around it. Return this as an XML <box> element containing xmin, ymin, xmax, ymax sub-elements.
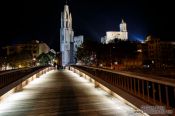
<box><xmin>119</xmin><ymin>19</ymin><xmax>128</xmax><ymax>40</ymax></box>
<box><xmin>60</xmin><ymin>4</ymin><xmax>74</xmax><ymax>66</ymax></box>
<box><xmin>120</xmin><ymin>19</ymin><xmax>127</xmax><ymax>32</ymax></box>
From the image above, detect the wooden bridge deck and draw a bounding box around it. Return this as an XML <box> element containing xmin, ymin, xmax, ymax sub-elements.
<box><xmin>0</xmin><ymin>70</ymin><xmax>143</xmax><ymax>116</ymax></box>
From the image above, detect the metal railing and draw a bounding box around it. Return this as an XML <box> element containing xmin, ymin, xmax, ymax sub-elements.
<box><xmin>0</xmin><ymin>66</ymin><xmax>48</xmax><ymax>89</ymax></box>
<box><xmin>71</xmin><ymin>65</ymin><xmax>175</xmax><ymax>109</ymax></box>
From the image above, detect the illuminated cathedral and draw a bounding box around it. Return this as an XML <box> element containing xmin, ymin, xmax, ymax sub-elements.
<box><xmin>60</xmin><ymin>4</ymin><xmax>83</xmax><ymax>66</ymax></box>
<box><xmin>101</xmin><ymin>19</ymin><xmax>128</xmax><ymax>44</ymax></box>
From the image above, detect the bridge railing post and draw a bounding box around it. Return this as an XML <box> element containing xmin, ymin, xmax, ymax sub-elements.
<box><xmin>138</xmin><ymin>79</ymin><xmax>140</xmax><ymax>97</ymax></box>
<box><xmin>165</xmin><ymin>86</ymin><xmax>169</xmax><ymax>108</ymax></box>
<box><xmin>134</xmin><ymin>78</ymin><xmax>136</xmax><ymax>95</ymax></box>
<box><xmin>130</xmin><ymin>78</ymin><xmax>133</xmax><ymax>93</ymax></box>
<box><xmin>142</xmin><ymin>80</ymin><xmax>145</xmax><ymax>99</ymax></box>
<box><xmin>158</xmin><ymin>84</ymin><xmax>162</xmax><ymax>104</ymax></box>
<box><xmin>152</xmin><ymin>82</ymin><xmax>156</xmax><ymax>104</ymax></box>
<box><xmin>146</xmin><ymin>81</ymin><xmax>150</xmax><ymax>102</ymax></box>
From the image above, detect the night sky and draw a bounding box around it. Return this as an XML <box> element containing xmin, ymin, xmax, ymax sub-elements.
<box><xmin>0</xmin><ymin>0</ymin><xmax>175</xmax><ymax>51</ymax></box>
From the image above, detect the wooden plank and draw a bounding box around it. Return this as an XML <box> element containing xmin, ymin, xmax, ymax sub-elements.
<box><xmin>0</xmin><ymin>70</ymin><xmax>144</xmax><ymax>116</ymax></box>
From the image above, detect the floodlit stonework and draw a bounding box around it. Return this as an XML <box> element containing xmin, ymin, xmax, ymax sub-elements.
<box><xmin>60</xmin><ymin>4</ymin><xmax>83</xmax><ymax>66</ymax></box>
<box><xmin>101</xmin><ymin>19</ymin><xmax>128</xmax><ymax>44</ymax></box>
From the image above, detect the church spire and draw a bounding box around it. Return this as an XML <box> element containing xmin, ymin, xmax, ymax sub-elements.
<box><xmin>120</xmin><ymin>19</ymin><xmax>127</xmax><ymax>32</ymax></box>
<box><xmin>65</xmin><ymin>0</ymin><xmax>69</xmax><ymax>5</ymax></box>
<box><xmin>60</xmin><ymin>2</ymin><xmax>74</xmax><ymax>66</ymax></box>
<box><xmin>121</xmin><ymin>19</ymin><xmax>125</xmax><ymax>23</ymax></box>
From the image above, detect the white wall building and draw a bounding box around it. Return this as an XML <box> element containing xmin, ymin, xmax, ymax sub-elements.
<box><xmin>101</xmin><ymin>19</ymin><xmax>128</xmax><ymax>44</ymax></box>
<box><xmin>39</xmin><ymin>42</ymin><xmax>50</xmax><ymax>55</ymax></box>
<box><xmin>74</xmin><ymin>36</ymin><xmax>84</xmax><ymax>63</ymax></box>
<box><xmin>3</xmin><ymin>40</ymin><xmax>50</xmax><ymax>58</ymax></box>
<box><xmin>74</xmin><ymin>35</ymin><xmax>84</xmax><ymax>52</ymax></box>
<box><xmin>101</xmin><ymin>36</ymin><xmax>106</xmax><ymax>44</ymax></box>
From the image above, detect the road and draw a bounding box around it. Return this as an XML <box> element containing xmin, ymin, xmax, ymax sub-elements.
<box><xmin>0</xmin><ymin>70</ymin><xmax>144</xmax><ymax>116</ymax></box>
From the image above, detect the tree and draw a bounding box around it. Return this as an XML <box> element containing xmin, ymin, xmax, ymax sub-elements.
<box><xmin>76</xmin><ymin>38</ymin><xmax>138</xmax><ymax>67</ymax></box>
<box><xmin>36</xmin><ymin>53</ymin><xmax>51</xmax><ymax>66</ymax></box>
<box><xmin>76</xmin><ymin>38</ymin><xmax>98</xmax><ymax>65</ymax></box>
<box><xmin>47</xmin><ymin>50</ymin><xmax>56</xmax><ymax>61</ymax></box>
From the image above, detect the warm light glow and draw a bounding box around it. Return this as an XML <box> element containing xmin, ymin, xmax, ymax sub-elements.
<box><xmin>0</xmin><ymin>70</ymin><xmax>54</xmax><ymax>115</ymax></box>
<box><xmin>18</xmin><ymin>65</ymin><xmax>22</xmax><ymax>68</ymax></box>
<box><xmin>137</xmin><ymin>49</ymin><xmax>142</xmax><ymax>53</ymax></box>
<box><xmin>33</xmin><ymin>58</ymin><xmax>36</xmax><ymax>61</ymax></box>
<box><xmin>69</xmin><ymin>68</ymin><xmax>149</xmax><ymax>116</ymax></box>
<box><xmin>0</xmin><ymin>68</ymin><xmax>148</xmax><ymax>116</ymax></box>
<box><xmin>0</xmin><ymin>69</ymin><xmax>54</xmax><ymax>109</ymax></box>
<box><xmin>114</xmin><ymin>62</ymin><xmax>118</xmax><ymax>65</ymax></box>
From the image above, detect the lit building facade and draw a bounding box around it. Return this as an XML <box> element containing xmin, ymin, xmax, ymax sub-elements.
<box><xmin>74</xmin><ymin>36</ymin><xmax>84</xmax><ymax>52</ymax></box>
<box><xmin>60</xmin><ymin>4</ymin><xmax>74</xmax><ymax>66</ymax></box>
<box><xmin>74</xmin><ymin>36</ymin><xmax>84</xmax><ymax>62</ymax></box>
<box><xmin>60</xmin><ymin>4</ymin><xmax>83</xmax><ymax>66</ymax></box>
<box><xmin>140</xmin><ymin>36</ymin><xmax>175</xmax><ymax>68</ymax></box>
<box><xmin>3</xmin><ymin>40</ymin><xmax>50</xmax><ymax>58</ymax></box>
<box><xmin>121</xmin><ymin>36</ymin><xmax>175</xmax><ymax>69</ymax></box>
<box><xmin>2</xmin><ymin>40</ymin><xmax>50</xmax><ymax>68</ymax></box>
<box><xmin>101</xmin><ymin>19</ymin><xmax>128</xmax><ymax>44</ymax></box>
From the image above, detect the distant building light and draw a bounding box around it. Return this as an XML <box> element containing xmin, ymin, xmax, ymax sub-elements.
<box><xmin>114</xmin><ymin>62</ymin><xmax>118</xmax><ymax>65</ymax></box>
<box><xmin>33</xmin><ymin>58</ymin><xmax>36</xmax><ymax>61</ymax></box>
<box><xmin>18</xmin><ymin>65</ymin><xmax>22</xmax><ymax>68</ymax></box>
<box><xmin>148</xmin><ymin>85</ymin><xmax>151</xmax><ymax>89</ymax></box>
<box><xmin>143</xmin><ymin>65</ymin><xmax>150</xmax><ymax>68</ymax></box>
<box><xmin>137</xmin><ymin>49</ymin><xmax>142</xmax><ymax>53</ymax></box>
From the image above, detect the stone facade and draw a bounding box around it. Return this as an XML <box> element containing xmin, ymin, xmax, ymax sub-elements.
<box><xmin>60</xmin><ymin>4</ymin><xmax>83</xmax><ymax>66</ymax></box>
<box><xmin>101</xmin><ymin>19</ymin><xmax>128</xmax><ymax>44</ymax></box>
<box><xmin>60</xmin><ymin>5</ymin><xmax>74</xmax><ymax>66</ymax></box>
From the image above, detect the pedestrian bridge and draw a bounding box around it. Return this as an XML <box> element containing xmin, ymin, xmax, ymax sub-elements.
<box><xmin>0</xmin><ymin>66</ymin><xmax>174</xmax><ymax>115</ymax></box>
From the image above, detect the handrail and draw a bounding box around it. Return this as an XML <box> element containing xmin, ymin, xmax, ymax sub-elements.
<box><xmin>0</xmin><ymin>66</ymin><xmax>55</xmax><ymax>97</ymax></box>
<box><xmin>0</xmin><ymin>66</ymin><xmax>48</xmax><ymax>89</ymax></box>
<box><xmin>71</xmin><ymin>65</ymin><xmax>175</xmax><ymax>110</ymax></box>
<box><xmin>75</xmin><ymin>65</ymin><xmax>175</xmax><ymax>87</ymax></box>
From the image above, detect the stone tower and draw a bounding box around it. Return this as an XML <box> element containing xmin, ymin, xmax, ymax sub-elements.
<box><xmin>60</xmin><ymin>4</ymin><xmax>74</xmax><ymax>66</ymax></box>
<box><xmin>120</xmin><ymin>19</ymin><xmax>128</xmax><ymax>40</ymax></box>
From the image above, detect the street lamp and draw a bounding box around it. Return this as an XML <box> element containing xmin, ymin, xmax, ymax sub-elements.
<box><xmin>33</xmin><ymin>58</ymin><xmax>36</xmax><ymax>66</ymax></box>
